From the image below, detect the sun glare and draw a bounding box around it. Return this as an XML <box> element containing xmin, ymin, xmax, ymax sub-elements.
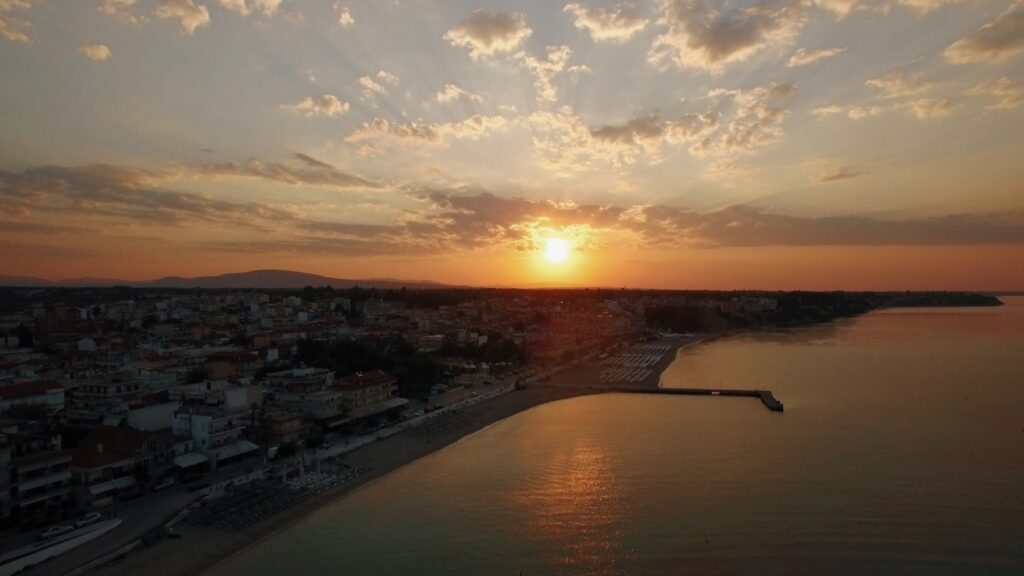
<box><xmin>544</xmin><ymin>237</ymin><xmax>570</xmax><ymax>265</ymax></box>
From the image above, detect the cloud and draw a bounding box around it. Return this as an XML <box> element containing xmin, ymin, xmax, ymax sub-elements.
<box><xmin>0</xmin><ymin>0</ymin><xmax>32</xmax><ymax>44</ymax></box>
<box><xmin>568</xmin><ymin>64</ymin><xmax>593</xmax><ymax>79</ymax></box>
<box><xmin>897</xmin><ymin>0</ymin><xmax>970</xmax><ymax>13</ymax></box>
<box><xmin>0</xmin><ymin>164</ymin><xmax>295</xmax><ymax>228</ymax></box>
<box><xmin>78</xmin><ymin>43</ymin><xmax>112</xmax><ymax>62</ymax></box>
<box><xmin>648</xmin><ymin>0</ymin><xmax>805</xmax><ymax>73</ymax></box>
<box><xmin>336</xmin><ymin>3</ymin><xmax>354</xmax><ymax>27</ymax></box>
<box><xmin>435</xmin><ymin>83</ymin><xmax>482</xmax><ymax>103</ymax></box>
<box><xmin>218</xmin><ymin>0</ymin><xmax>281</xmax><ymax>16</ymax></box>
<box><xmin>812</xmin><ymin>103</ymin><xmax>887</xmax><ymax>119</ymax></box>
<box><xmin>362</xmin><ymin>75</ymin><xmax>389</xmax><ymax>99</ymax></box>
<box><xmin>909</xmin><ymin>97</ymin><xmax>955</xmax><ymax>119</ymax></box>
<box><xmin>691</xmin><ymin>82</ymin><xmax>795</xmax><ymax>158</ymax></box>
<box><xmin>0</xmin><ymin>220</ymin><xmax>87</xmax><ymax>236</ymax></box>
<box><xmin>155</xmin><ymin>0</ymin><xmax>211</xmax><ymax>35</ymax></box>
<box><xmin>444</xmin><ymin>9</ymin><xmax>532</xmax><ymax>60</ymax></box>
<box><xmin>945</xmin><ymin>2</ymin><xmax>1024</xmax><ymax>64</ymax></box>
<box><xmin>563</xmin><ymin>2</ymin><xmax>648</xmax><ymax>43</ymax></box>
<box><xmin>968</xmin><ymin>76</ymin><xmax>1023</xmax><ymax>110</ymax></box>
<box><xmin>807</xmin><ymin>0</ymin><xmax>864</xmax><ymax>18</ymax></box>
<box><xmin>847</xmin><ymin>105</ymin><xmax>887</xmax><ymax>119</ymax></box>
<box><xmin>422</xmin><ymin>192</ymin><xmax>1024</xmax><ymax>252</ymax></box>
<box><xmin>345</xmin><ymin>115</ymin><xmax>511</xmax><ymax>155</ymax></box>
<box><xmin>6</xmin><ymin>165</ymin><xmax>1024</xmax><ymax>257</ymax></box>
<box><xmin>189</xmin><ymin>155</ymin><xmax>379</xmax><ymax>188</ymax></box>
<box><xmin>292</xmin><ymin>152</ymin><xmax>332</xmax><ymax>169</ymax></box>
<box><xmin>866</xmin><ymin>70</ymin><xmax>932</xmax><ymax>98</ymax></box>
<box><xmin>376</xmin><ymin>70</ymin><xmax>399</xmax><ymax>86</ymax></box>
<box><xmin>624</xmin><ymin>204</ymin><xmax>1024</xmax><ymax>248</ymax></box>
<box><xmin>809</xmin><ymin>0</ymin><xmax>966</xmax><ymax>17</ymax></box>
<box><xmin>787</xmin><ymin>46</ymin><xmax>845</xmax><ymax>67</ymax></box>
<box><xmin>525</xmin><ymin>84</ymin><xmax>789</xmax><ymax>175</ymax></box>
<box><xmin>99</xmin><ymin>0</ymin><xmax>143</xmax><ymax>25</ymax></box>
<box><xmin>0</xmin><ymin>240</ymin><xmax>94</xmax><ymax>259</ymax></box>
<box><xmin>283</xmin><ymin>94</ymin><xmax>349</xmax><ymax>117</ymax></box>
<box><xmin>526</xmin><ymin>107</ymin><xmax>720</xmax><ymax>174</ymax></box>
<box><xmin>818</xmin><ymin>166</ymin><xmax>863</xmax><ymax>182</ymax></box>
<box><xmin>515</xmin><ymin>45</ymin><xmax>572</xmax><ymax>103</ymax></box>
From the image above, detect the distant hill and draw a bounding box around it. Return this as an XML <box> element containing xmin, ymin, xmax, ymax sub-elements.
<box><xmin>0</xmin><ymin>269</ymin><xmax>453</xmax><ymax>290</ymax></box>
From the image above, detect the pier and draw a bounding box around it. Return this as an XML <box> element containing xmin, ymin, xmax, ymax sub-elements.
<box><xmin>611</xmin><ymin>387</ymin><xmax>784</xmax><ymax>412</ymax></box>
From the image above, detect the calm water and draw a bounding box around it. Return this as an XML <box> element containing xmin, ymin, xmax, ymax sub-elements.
<box><xmin>212</xmin><ymin>298</ymin><xmax>1024</xmax><ymax>575</ymax></box>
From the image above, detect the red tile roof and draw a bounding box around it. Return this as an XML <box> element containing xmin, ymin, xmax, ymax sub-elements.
<box><xmin>71</xmin><ymin>448</ymin><xmax>134</xmax><ymax>469</ymax></box>
<box><xmin>336</xmin><ymin>370</ymin><xmax>396</xmax><ymax>390</ymax></box>
<box><xmin>0</xmin><ymin>380</ymin><xmax>63</xmax><ymax>399</ymax></box>
<box><xmin>83</xmin><ymin>426</ymin><xmax>155</xmax><ymax>451</ymax></box>
<box><xmin>14</xmin><ymin>449</ymin><xmax>72</xmax><ymax>467</ymax></box>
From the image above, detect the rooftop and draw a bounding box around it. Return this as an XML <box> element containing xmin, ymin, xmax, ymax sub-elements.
<box><xmin>0</xmin><ymin>380</ymin><xmax>63</xmax><ymax>399</ymax></box>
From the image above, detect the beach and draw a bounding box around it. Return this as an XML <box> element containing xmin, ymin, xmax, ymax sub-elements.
<box><xmin>87</xmin><ymin>337</ymin><xmax>700</xmax><ymax>576</ymax></box>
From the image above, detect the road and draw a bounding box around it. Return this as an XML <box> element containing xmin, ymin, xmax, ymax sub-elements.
<box><xmin>16</xmin><ymin>488</ymin><xmax>201</xmax><ymax>576</ymax></box>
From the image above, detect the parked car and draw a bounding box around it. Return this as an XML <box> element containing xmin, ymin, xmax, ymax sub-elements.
<box><xmin>73</xmin><ymin>512</ymin><xmax>103</xmax><ymax>528</ymax></box>
<box><xmin>38</xmin><ymin>525</ymin><xmax>73</xmax><ymax>540</ymax></box>
<box><xmin>153</xmin><ymin>478</ymin><xmax>176</xmax><ymax>491</ymax></box>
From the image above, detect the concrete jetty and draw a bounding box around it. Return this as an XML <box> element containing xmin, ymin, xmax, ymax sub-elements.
<box><xmin>610</xmin><ymin>387</ymin><xmax>784</xmax><ymax>412</ymax></box>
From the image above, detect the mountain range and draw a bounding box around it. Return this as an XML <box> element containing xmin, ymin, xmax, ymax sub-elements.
<box><xmin>0</xmin><ymin>269</ymin><xmax>453</xmax><ymax>290</ymax></box>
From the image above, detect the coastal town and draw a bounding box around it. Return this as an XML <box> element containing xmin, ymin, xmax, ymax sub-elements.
<box><xmin>0</xmin><ymin>284</ymin><xmax>999</xmax><ymax>575</ymax></box>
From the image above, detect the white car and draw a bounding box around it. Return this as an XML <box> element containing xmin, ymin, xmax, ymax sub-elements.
<box><xmin>73</xmin><ymin>512</ymin><xmax>103</xmax><ymax>528</ymax></box>
<box><xmin>38</xmin><ymin>525</ymin><xmax>73</xmax><ymax>540</ymax></box>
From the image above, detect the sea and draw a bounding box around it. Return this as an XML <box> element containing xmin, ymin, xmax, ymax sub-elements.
<box><xmin>209</xmin><ymin>296</ymin><xmax>1024</xmax><ymax>575</ymax></box>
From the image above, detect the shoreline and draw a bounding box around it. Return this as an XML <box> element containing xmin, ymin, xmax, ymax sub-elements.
<box><xmin>90</xmin><ymin>385</ymin><xmax>602</xmax><ymax>576</ymax></box>
<box><xmin>88</xmin><ymin>336</ymin><xmax>709</xmax><ymax>576</ymax></box>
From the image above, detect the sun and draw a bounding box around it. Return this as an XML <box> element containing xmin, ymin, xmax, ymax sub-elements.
<box><xmin>544</xmin><ymin>237</ymin><xmax>570</xmax><ymax>264</ymax></box>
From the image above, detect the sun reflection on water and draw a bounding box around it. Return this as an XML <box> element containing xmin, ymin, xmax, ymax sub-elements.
<box><xmin>512</xmin><ymin>437</ymin><xmax>635</xmax><ymax>574</ymax></box>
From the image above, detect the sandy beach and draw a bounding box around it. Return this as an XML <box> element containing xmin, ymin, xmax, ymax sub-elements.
<box><xmin>88</xmin><ymin>336</ymin><xmax>705</xmax><ymax>576</ymax></box>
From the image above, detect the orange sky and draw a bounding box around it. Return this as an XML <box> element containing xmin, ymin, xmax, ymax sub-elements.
<box><xmin>2</xmin><ymin>1</ymin><xmax>1023</xmax><ymax>289</ymax></box>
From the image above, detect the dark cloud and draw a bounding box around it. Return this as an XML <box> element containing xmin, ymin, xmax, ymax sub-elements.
<box><xmin>818</xmin><ymin>166</ymin><xmax>863</xmax><ymax>182</ymax></box>
<box><xmin>3</xmin><ymin>164</ymin><xmax>1023</xmax><ymax>257</ymax></box>
<box><xmin>649</xmin><ymin>0</ymin><xmax>805</xmax><ymax>71</ymax></box>
<box><xmin>625</xmin><ymin>205</ymin><xmax>1024</xmax><ymax>247</ymax></box>
<box><xmin>0</xmin><ymin>240</ymin><xmax>94</xmax><ymax>259</ymax></box>
<box><xmin>564</xmin><ymin>2</ymin><xmax>648</xmax><ymax>43</ymax></box>
<box><xmin>192</xmin><ymin>157</ymin><xmax>378</xmax><ymax>188</ymax></box>
<box><xmin>945</xmin><ymin>2</ymin><xmax>1024</xmax><ymax>64</ymax></box>
<box><xmin>0</xmin><ymin>164</ymin><xmax>297</xmax><ymax>228</ymax></box>
<box><xmin>0</xmin><ymin>220</ymin><xmax>86</xmax><ymax>235</ymax></box>
<box><xmin>444</xmin><ymin>10</ymin><xmax>532</xmax><ymax>60</ymax></box>
<box><xmin>293</xmin><ymin>153</ymin><xmax>333</xmax><ymax>169</ymax></box>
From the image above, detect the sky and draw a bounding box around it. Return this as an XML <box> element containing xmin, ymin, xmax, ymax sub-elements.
<box><xmin>1</xmin><ymin>0</ymin><xmax>1023</xmax><ymax>290</ymax></box>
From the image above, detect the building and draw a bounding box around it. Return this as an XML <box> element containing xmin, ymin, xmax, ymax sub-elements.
<box><xmin>0</xmin><ymin>435</ymin><xmax>10</xmax><ymax>523</ymax></box>
<box><xmin>0</xmin><ymin>381</ymin><xmax>65</xmax><ymax>416</ymax></box>
<box><xmin>79</xmin><ymin>426</ymin><xmax>175</xmax><ymax>483</ymax></box>
<box><xmin>70</xmin><ymin>447</ymin><xmax>137</xmax><ymax>509</ymax></box>
<box><xmin>335</xmin><ymin>371</ymin><xmax>407</xmax><ymax>425</ymax></box>
<box><xmin>273</xmin><ymin>387</ymin><xmax>346</xmax><ymax>424</ymax></box>
<box><xmin>172</xmin><ymin>405</ymin><xmax>259</xmax><ymax>471</ymax></box>
<box><xmin>206</xmin><ymin>351</ymin><xmax>259</xmax><ymax>380</ymax></box>
<box><xmin>336</xmin><ymin>371</ymin><xmax>399</xmax><ymax>412</ymax></box>
<box><xmin>258</xmin><ymin>410</ymin><xmax>308</xmax><ymax>447</ymax></box>
<box><xmin>264</xmin><ymin>367</ymin><xmax>334</xmax><ymax>392</ymax></box>
<box><xmin>10</xmin><ymin>450</ymin><xmax>73</xmax><ymax>522</ymax></box>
